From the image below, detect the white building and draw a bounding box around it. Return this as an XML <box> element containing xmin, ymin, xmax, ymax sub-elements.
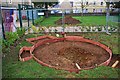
<box><xmin>70</xmin><ymin>0</ymin><xmax>106</xmax><ymax>13</ymax></box>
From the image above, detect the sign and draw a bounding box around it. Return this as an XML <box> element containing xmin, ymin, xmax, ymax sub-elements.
<box><xmin>38</xmin><ymin>12</ymin><xmax>44</xmax><ymax>15</ymax></box>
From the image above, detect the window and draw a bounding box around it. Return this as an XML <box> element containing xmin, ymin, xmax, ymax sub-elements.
<box><xmin>100</xmin><ymin>9</ymin><xmax>102</xmax><ymax>12</ymax></box>
<box><xmin>86</xmin><ymin>2</ymin><xmax>88</xmax><ymax>5</ymax></box>
<box><xmin>70</xmin><ymin>2</ymin><xmax>73</xmax><ymax>7</ymax></box>
<box><xmin>93</xmin><ymin>2</ymin><xmax>96</xmax><ymax>5</ymax></box>
<box><xmin>9</xmin><ymin>0</ymin><xmax>12</xmax><ymax>4</ymax></box>
<box><xmin>101</xmin><ymin>2</ymin><xmax>103</xmax><ymax>5</ymax></box>
<box><xmin>86</xmin><ymin>9</ymin><xmax>88</xmax><ymax>13</ymax></box>
<box><xmin>93</xmin><ymin>9</ymin><xmax>95</xmax><ymax>12</ymax></box>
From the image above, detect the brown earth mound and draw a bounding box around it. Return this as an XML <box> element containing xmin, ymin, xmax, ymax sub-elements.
<box><xmin>55</xmin><ymin>16</ymin><xmax>81</xmax><ymax>25</ymax></box>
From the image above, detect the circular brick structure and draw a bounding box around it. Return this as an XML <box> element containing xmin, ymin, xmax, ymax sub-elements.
<box><xmin>19</xmin><ymin>35</ymin><xmax>112</xmax><ymax>72</ymax></box>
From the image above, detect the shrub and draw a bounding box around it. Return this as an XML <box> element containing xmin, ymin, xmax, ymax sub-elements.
<box><xmin>17</xmin><ymin>28</ymin><xmax>25</xmax><ymax>38</ymax></box>
<box><xmin>31</xmin><ymin>25</ymin><xmax>39</xmax><ymax>33</ymax></box>
<box><xmin>3</xmin><ymin>32</ymin><xmax>19</xmax><ymax>47</ymax></box>
<box><xmin>2</xmin><ymin>28</ymin><xmax>25</xmax><ymax>47</ymax></box>
<box><xmin>34</xmin><ymin>16</ymin><xmax>44</xmax><ymax>26</ymax></box>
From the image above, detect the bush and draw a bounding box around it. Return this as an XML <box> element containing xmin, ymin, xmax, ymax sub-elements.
<box><xmin>3</xmin><ymin>32</ymin><xmax>19</xmax><ymax>47</ymax></box>
<box><xmin>34</xmin><ymin>16</ymin><xmax>44</xmax><ymax>26</ymax></box>
<box><xmin>31</xmin><ymin>25</ymin><xmax>39</xmax><ymax>33</ymax></box>
<box><xmin>2</xmin><ymin>28</ymin><xmax>25</xmax><ymax>47</ymax></box>
<box><xmin>17</xmin><ymin>28</ymin><xmax>25</xmax><ymax>38</ymax></box>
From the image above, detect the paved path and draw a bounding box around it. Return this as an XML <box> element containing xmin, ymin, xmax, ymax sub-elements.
<box><xmin>16</xmin><ymin>20</ymin><xmax>32</xmax><ymax>28</ymax></box>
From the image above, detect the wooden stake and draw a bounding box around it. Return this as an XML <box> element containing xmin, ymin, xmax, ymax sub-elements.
<box><xmin>112</xmin><ymin>60</ymin><xmax>119</xmax><ymax>68</ymax></box>
<box><xmin>75</xmin><ymin>63</ymin><xmax>81</xmax><ymax>70</ymax></box>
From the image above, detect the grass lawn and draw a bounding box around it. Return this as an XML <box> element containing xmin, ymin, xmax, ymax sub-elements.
<box><xmin>73</xmin><ymin>16</ymin><xmax>106</xmax><ymax>26</ymax></box>
<box><xmin>38</xmin><ymin>16</ymin><xmax>107</xmax><ymax>27</ymax></box>
<box><xmin>2</xmin><ymin>32</ymin><xmax>119</xmax><ymax>78</ymax></box>
<box><xmin>36</xmin><ymin>16</ymin><xmax>118</xmax><ymax>27</ymax></box>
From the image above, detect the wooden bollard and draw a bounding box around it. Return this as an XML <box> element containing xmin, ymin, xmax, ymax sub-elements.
<box><xmin>75</xmin><ymin>63</ymin><xmax>81</xmax><ymax>70</ymax></box>
<box><xmin>112</xmin><ymin>60</ymin><xmax>119</xmax><ymax>68</ymax></box>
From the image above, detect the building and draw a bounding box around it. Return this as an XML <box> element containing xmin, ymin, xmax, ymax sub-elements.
<box><xmin>1</xmin><ymin>0</ymin><xmax>31</xmax><ymax>7</ymax></box>
<box><xmin>71</xmin><ymin>0</ymin><xmax>106</xmax><ymax>13</ymax></box>
<box><xmin>50</xmin><ymin>0</ymin><xmax>107</xmax><ymax>14</ymax></box>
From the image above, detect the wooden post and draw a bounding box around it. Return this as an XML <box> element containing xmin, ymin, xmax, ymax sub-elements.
<box><xmin>112</xmin><ymin>60</ymin><xmax>119</xmax><ymax>68</ymax></box>
<box><xmin>75</xmin><ymin>63</ymin><xmax>81</xmax><ymax>70</ymax></box>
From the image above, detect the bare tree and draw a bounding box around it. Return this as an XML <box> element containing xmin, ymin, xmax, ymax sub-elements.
<box><xmin>79</xmin><ymin>0</ymin><xmax>92</xmax><ymax>16</ymax></box>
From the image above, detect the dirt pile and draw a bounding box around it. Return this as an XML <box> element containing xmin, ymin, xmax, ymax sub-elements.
<box><xmin>55</xmin><ymin>16</ymin><xmax>81</xmax><ymax>25</ymax></box>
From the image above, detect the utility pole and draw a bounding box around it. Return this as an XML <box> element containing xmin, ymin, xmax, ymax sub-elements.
<box><xmin>104</xmin><ymin>0</ymin><xmax>111</xmax><ymax>35</ymax></box>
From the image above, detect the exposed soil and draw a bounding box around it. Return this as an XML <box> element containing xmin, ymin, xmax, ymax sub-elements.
<box><xmin>55</xmin><ymin>16</ymin><xmax>81</xmax><ymax>25</ymax></box>
<box><xmin>21</xmin><ymin>51</ymin><xmax>31</xmax><ymax>58</ymax></box>
<box><xmin>108</xmin><ymin>54</ymin><xmax>120</xmax><ymax>68</ymax></box>
<box><xmin>33</xmin><ymin>41</ymin><xmax>110</xmax><ymax>69</ymax></box>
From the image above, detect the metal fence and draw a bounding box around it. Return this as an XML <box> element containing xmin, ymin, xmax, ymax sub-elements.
<box><xmin>0</xmin><ymin>4</ymin><xmax>119</xmax><ymax>39</ymax></box>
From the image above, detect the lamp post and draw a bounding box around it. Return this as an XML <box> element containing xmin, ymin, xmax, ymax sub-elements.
<box><xmin>106</xmin><ymin>2</ymin><xmax>110</xmax><ymax>34</ymax></box>
<box><xmin>60</xmin><ymin>0</ymin><xmax>72</xmax><ymax>35</ymax></box>
<box><xmin>104</xmin><ymin>0</ymin><xmax>113</xmax><ymax>35</ymax></box>
<box><xmin>62</xmin><ymin>10</ymin><xmax>65</xmax><ymax>32</ymax></box>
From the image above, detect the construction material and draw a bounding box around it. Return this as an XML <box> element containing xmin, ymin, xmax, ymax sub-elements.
<box><xmin>112</xmin><ymin>60</ymin><xmax>119</xmax><ymax>68</ymax></box>
<box><xmin>75</xmin><ymin>63</ymin><xmax>81</xmax><ymax>70</ymax></box>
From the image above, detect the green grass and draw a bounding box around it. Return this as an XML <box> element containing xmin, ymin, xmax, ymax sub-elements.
<box><xmin>78</xmin><ymin>32</ymin><xmax>119</xmax><ymax>54</ymax></box>
<box><xmin>2</xmin><ymin>59</ymin><xmax>119</xmax><ymax>78</ymax></box>
<box><xmin>39</xmin><ymin>16</ymin><xmax>61</xmax><ymax>27</ymax></box>
<box><xmin>2</xmin><ymin>33</ymin><xmax>119</xmax><ymax>78</ymax></box>
<box><xmin>73</xmin><ymin>16</ymin><xmax>106</xmax><ymax>26</ymax></box>
<box><xmin>37</xmin><ymin>16</ymin><xmax>118</xmax><ymax>27</ymax></box>
<box><xmin>38</xmin><ymin>16</ymin><xmax>107</xmax><ymax>27</ymax></box>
